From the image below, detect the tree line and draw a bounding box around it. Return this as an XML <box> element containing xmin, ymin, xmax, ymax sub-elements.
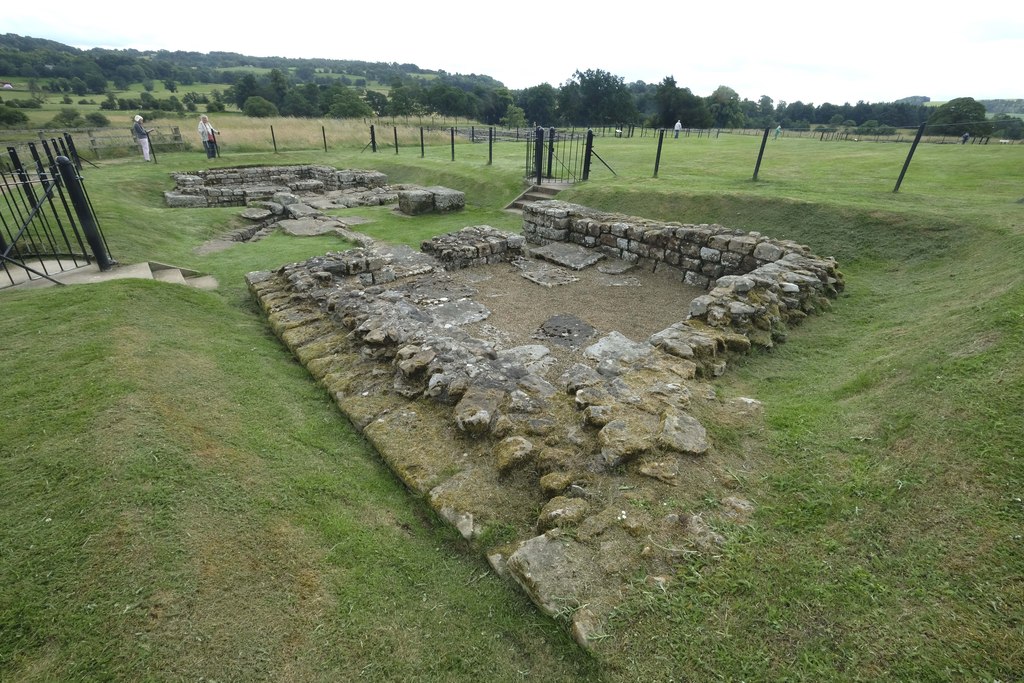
<box><xmin>1</xmin><ymin>33</ymin><xmax>1021</xmax><ymax>139</ymax></box>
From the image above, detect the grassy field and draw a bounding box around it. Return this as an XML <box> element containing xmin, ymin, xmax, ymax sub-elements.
<box><xmin>1</xmin><ymin>129</ymin><xmax>1022</xmax><ymax>681</ymax></box>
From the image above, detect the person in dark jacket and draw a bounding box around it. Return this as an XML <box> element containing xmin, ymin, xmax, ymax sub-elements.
<box><xmin>132</xmin><ymin>115</ymin><xmax>151</xmax><ymax>161</ymax></box>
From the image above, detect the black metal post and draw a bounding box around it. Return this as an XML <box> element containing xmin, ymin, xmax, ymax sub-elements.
<box><xmin>322</xmin><ymin>126</ymin><xmax>327</xmax><ymax>152</ymax></box>
<box><xmin>534</xmin><ymin>127</ymin><xmax>544</xmax><ymax>185</ymax></box>
<box><xmin>394</xmin><ymin>126</ymin><xmax>399</xmax><ymax>154</ymax></box>
<box><xmin>271</xmin><ymin>125</ymin><xmax>278</xmax><ymax>153</ymax></box>
<box><xmin>752</xmin><ymin>127</ymin><xmax>770</xmax><ymax>181</ymax></box>
<box><xmin>894</xmin><ymin>123</ymin><xmax>926</xmax><ymax>193</ymax></box>
<box><xmin>56</xmin><ymin>156</ymin><xmax>111</xmax><ymax>271</ymax></box>
<box><xmin>62</xmin><ymin>133</ymin><xmax>81</xmax><ymax>170</ymax></box>
<box><xmin>450</xmin><ymin>127</ymin><xmax>455</xmax><ymax>161</ymax></box>
<box><xmin>369</xmin><ymin>125</ymin><xmax>377</xmax><ymax>153</ymax></box>
<box><xmin>653</xmin><ymin>129</ymin><xmax>665</xmax><ymax>177</ymax></box>
<box><xmin>488</xmin><ymin>127</ymin><xmax>493</xmax><ymax>165</ymax></box>
<box><xmin>546</xmin><ymin>127</ymin><xmax>555</xmax><ymax>179</ymax></box>
<box><xmin>420</xmin><ymin>127</ymin><xmax>425</xmax><ymax>158</ymax></box>
<box><xmin>7</xmin><ymin>148</ymin><xmax>38</xmax><ymax>205</ymax></box>
<box><xmin>582</xmin><ymin>130</ymin><xmax>594</xmax><ymax>181</ymax></box>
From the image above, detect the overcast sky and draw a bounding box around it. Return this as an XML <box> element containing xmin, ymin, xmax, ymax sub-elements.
<box><xmin>8</xmin><ymin>0</ymin><xmax>1022</xmax><ymax>105</ymax></box>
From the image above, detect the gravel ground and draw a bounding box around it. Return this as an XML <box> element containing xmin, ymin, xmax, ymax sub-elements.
<box><xmin>450</xmin><ymin>257</ymin><xmax>705</xmax><ymax>371</ymax></box>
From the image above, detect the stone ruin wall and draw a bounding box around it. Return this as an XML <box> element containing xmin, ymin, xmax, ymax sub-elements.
<box><xmin>164</xmin><ymin>165</ymin><xmax>388</xmax><ymax>208</ymax></box>
<box><xmin>522</xmin><ymin>201</ymin><xmax>843</xmax><ymax>362</ymax></box>
<box><xmin>243</xmin><ymin>177</ymin><xmax>846</xmax><ymax>647</ymax></box>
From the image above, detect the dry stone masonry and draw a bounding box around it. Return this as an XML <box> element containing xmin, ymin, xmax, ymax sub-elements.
<box><xmin>164</xmin><ymin>164</ymin><xmax>464</xmax><ymax>217</ymax></box>
<box><xmin>164</xmin><ymin>165</ymin><xmax>391</xmax><ymax>208</ymax></box>
<box><xmin>524</xmin><ymin>200</ymin><xmax>843</xmax><ymax>357</ymax></box>
<box><xmin>245</xmin><ymin>178</ymin><xmax>844</xmax><ymax>648</ymax></box>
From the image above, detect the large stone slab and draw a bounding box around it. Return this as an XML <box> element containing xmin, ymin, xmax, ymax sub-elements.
<box><xmin>529</xmin><ymin>242</ymin><xmax>605</xmax><ymax>270</ymax></box>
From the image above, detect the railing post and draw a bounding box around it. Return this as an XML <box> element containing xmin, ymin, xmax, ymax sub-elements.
<box><xmin>56</xmin><ymin>156</ymin><xmax>111</xmax><ymax>271</ymax></box>
<box><xmin>752</xmin><ymin>127</ymin><xmax>770</xmax><ymax>181</ymax></box>
<box><xmin>534</xmin><ymin>126</ymin><xmax>544</xmax><ymax>185</ymax></box>
<box><xmin>7</xmin><ymin>148</ymin><xmax>39</xmax><ymax>205</ymax></box>
<box><xmin>450</xmin><ymin>127</ymin><xmax>455</xmax><ymax>161</ymax></box>
<box><xmin>546</xmin><ymin>127</ymin><xmax>556</xmax><ymax>180</ymax></box>
<box><xmin>271</xmin><ymin>125</ymin><xmax>278</xmax><ymax>153</ymax></box>
<box><xmin>894</xmin><ymin>123</ymin><xmax>926</xmax><ymax>193</ymax></box>
<box><xmin>394</xmin><ymin>126</ymin><xmax>399</xmax><ymax>155</ymax></box>
<box><xmin>653</xmin><ymin>129</ymin><xmax>665</xmax><ymax>178</ymax></box>
<box><xmin>322</xmin><ymin>125</ymin><xmax>328</xmax><ymax>152</ymax></box>
<box><xmin>582</xmin><ymin>129</ymin><xmax>594</xmax><ymax>181</ymax></box>
<box><xmin>420</xmin><ymin>127</ymin><xmax>425</xmax><ymax>158</ymax></box>
<box><xmin>488</xmin><ymin>127</ymin><xmax>493</xmax><ymax>165</ymax></box>
<box><xmin>369</xmin><ymin>125</ymin><xmax>377</xmax><ymax>153</ymax></box>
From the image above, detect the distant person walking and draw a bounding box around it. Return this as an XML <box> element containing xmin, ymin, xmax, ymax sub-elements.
<box><xmin>961</xmin><ymin>131</ymin><xmax>970</xmax><ymax>144</ymax></box>
<box><xmin>198</xmin><ymin>115</ymin><xmax>220</xmax><ymax>158</ymax></box>
<box><xmin>132</xmin><ymin>115</ymin><xmax>152</xmax><ymax>161</ymax></box>
<box><xmin>674</xmin><ymin>120</ymin><xmax>682</xmax><ymax>139</ymax></box>
<box><xmin>774</xmin><ymin>125</ymin><xmax>782</xmax><ymax>140</ymax></box>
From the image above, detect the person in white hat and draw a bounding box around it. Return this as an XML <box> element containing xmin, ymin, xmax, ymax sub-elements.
<box><xmin>198</xmin><ymin>115</ymin><xmax>220</xmax><ymax>159</ymax></box>
<box><xmin>132</xmin><ymin>114</ymin><xmax>152</xmax><ymax>161</ymax></box>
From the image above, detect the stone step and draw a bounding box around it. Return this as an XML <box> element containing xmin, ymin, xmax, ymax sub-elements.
<box><xmin>504</xmin><ymin>184</ymin><xmax>567</xmax><ymax>213</ymax></box>
<box><xmin>2</xmin><ymin>260</ymin><xmax>218</xmax><ymax>292</ymax></box>
<box><xmin>152</xmin><ymin>267</ymin><xmax>188</xmax><ymax>285</ymax></box>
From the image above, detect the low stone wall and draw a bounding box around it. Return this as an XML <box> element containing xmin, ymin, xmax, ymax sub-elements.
<box><xmin>420</xmin><ymin>225</ymin><xmax>526</xmax><ymax>269</ymax></box>
<box><xmin>164</xmin><ymin>165</ymin><xmax>388</xmax><ymax>208</ymax></box>
<box><xmin>523</xmin><ymin>200</ymin><xmax>843</xmax><ymax>354</ymax></box>
<box><xmin>397</xmin><ymin>186</ymin><xmax>466</xmax><ymax>215</ymax></box>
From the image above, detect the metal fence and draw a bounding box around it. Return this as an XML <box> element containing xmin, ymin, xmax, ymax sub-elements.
<box><xmin>1</xmin><ymin>134</ymin><xmax>112</xmax><ymax>290</ymax></box>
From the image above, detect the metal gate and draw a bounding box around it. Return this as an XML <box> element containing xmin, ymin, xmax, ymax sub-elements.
<box><xmin>525</xmin><ymin>127</ymin><xmax>596</xmax><ymax>185</ymax></box>
<box><xmin>1</xmin><ymin>135</ymin><xmax>112</xmax><ymax>290</ymax></box>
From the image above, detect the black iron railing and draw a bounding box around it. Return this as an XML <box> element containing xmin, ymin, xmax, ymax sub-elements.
<box><xmin>1</xmin><ymin>135</ymin><xmax>112</xmax><ymax>289</ymax></box>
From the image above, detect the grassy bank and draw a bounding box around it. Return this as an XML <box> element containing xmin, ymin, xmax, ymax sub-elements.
<box><xmin>1</xmin><ymin>133</ymin><xmax>1021</xmax><ymax>680</ymax></box>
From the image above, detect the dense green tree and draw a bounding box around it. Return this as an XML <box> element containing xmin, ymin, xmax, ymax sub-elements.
<box><xmin>280</xmin><ymin>89</ymin><xmax>316</xmax><ymax>117</ymax></box>
<box><xmin>629</xmin><ymin>81</ymin><xmax>657</xmax><ymax>122</ymax></box>
<box><xmin>242</xmin><ymin>95</ymin><xmax>279</xmax><ymax>117</ymax></box>
<box><xmin>266</xmin><ymin>69</ymin><xmax>289</xmax><ymax>107</ymax></box>
<box><xmin>477</xmin><ymin>87</ymin><xmax>513</xmax><ymax>125</ymax></box>
<box><xmin>363</xmin><ymin>90</ymin><xmax>388</xmax><ymax>116</ymax></box>
<box><xmin>653</xmin><ymin>76</ymin><xmax>686</xmax><ymax>128</ymax></box>
<box><xmin>113</xmin><ymin>65</ymin><xmax>144</xmax><ymax>90</ymax></box>
<box><xmin>675</xmin><ymin>86</ymin><xmax>712</xmax><ymax>129</ymax></box>
<box><xmin>387</xmin><ymin>84</ymin><xmax>424</xmax><ymax>116</ymax></box>
<box><xmin>327</xmin><ymin>88</ymin><xmax>373</xmax><ymax>118</ymax></box>
<box><xmin>558</xmin><ymin>69</ymin><xmax>638</xmax><ymax>125</ymax></box>
<box><xmin>517</xmin><ymin>84</ymin><xmax>557</xmax><ymax>126</ymax></box>
<box><xmin>427</xmin><ymin>82</ymin><xmax>469</xmax><ymax>116</ymax></box>
<box><xmin>991</xmin><ymin>114</ymin><xmax>1023</xmax><ymax>140</ymax></box>
<box><xmin>0</xmin><ymin>106</ymin><xmax>29</xmax><ymax>127</ymax></box>
<box><xmin>47</xmin><ymin>107</ymin><xmax>86</xmax><ymax>128</ymax></box>
<box><xmin>501</xmin><ymin>104</ymin><xmax>527</xmax><ymax>128</ymax></box>
<box><xmin>84</xmin><ymin>112</ymin><xmax>110</xmax><ymax>127</ymax></box>
<box><xmin>555</xmin><ymin>79</ymin><xmax>582</xmax><ymax>125</ymax></box>
<box><xmin>229</xmin><ymin>74</ymin><xmax>261</xmax><ymax>109</ymax></box>
<box><xmin>706</xmin><ymin>85</ymin><xmax>744</xmax><ymax>128</ymax></box>
<box><xmin>925</xmin><ymin>96</ymin><xmax>992</xmax><ymax>137</ymax></box>
<box><xmin>780</xmin><ymin>100</ymin><xmax>815</xmax><ymax>128</ymax></box>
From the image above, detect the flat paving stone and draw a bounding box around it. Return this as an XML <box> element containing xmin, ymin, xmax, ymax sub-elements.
<box><xmin>528</xmin><ymin>242</ymin><xmax>605</xmax><ymax>270</ymax></box>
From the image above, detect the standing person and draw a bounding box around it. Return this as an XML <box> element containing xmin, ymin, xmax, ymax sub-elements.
<box><xmin>132</xmin><ymin>115</ymin><xmax>151</xmax><ymax>161</ymax></box>
<box><xmin>198</xmin><ymin>115</ymin><xmax>219</xmax><ymax>158</ymax></box>
<box><xmin>774</xmin><ymin>124</ymin><xmax>782</xmax><ymax>140</ymax></box>
<box><xmin>673</xmin><ymin>120</ymin><xmax>682</xmax><ymax>139</ymax></box>
<box><xmin>961</xmin><ymin>131</ymin><xmax>970</xmax><ymax>144</ymax></box>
